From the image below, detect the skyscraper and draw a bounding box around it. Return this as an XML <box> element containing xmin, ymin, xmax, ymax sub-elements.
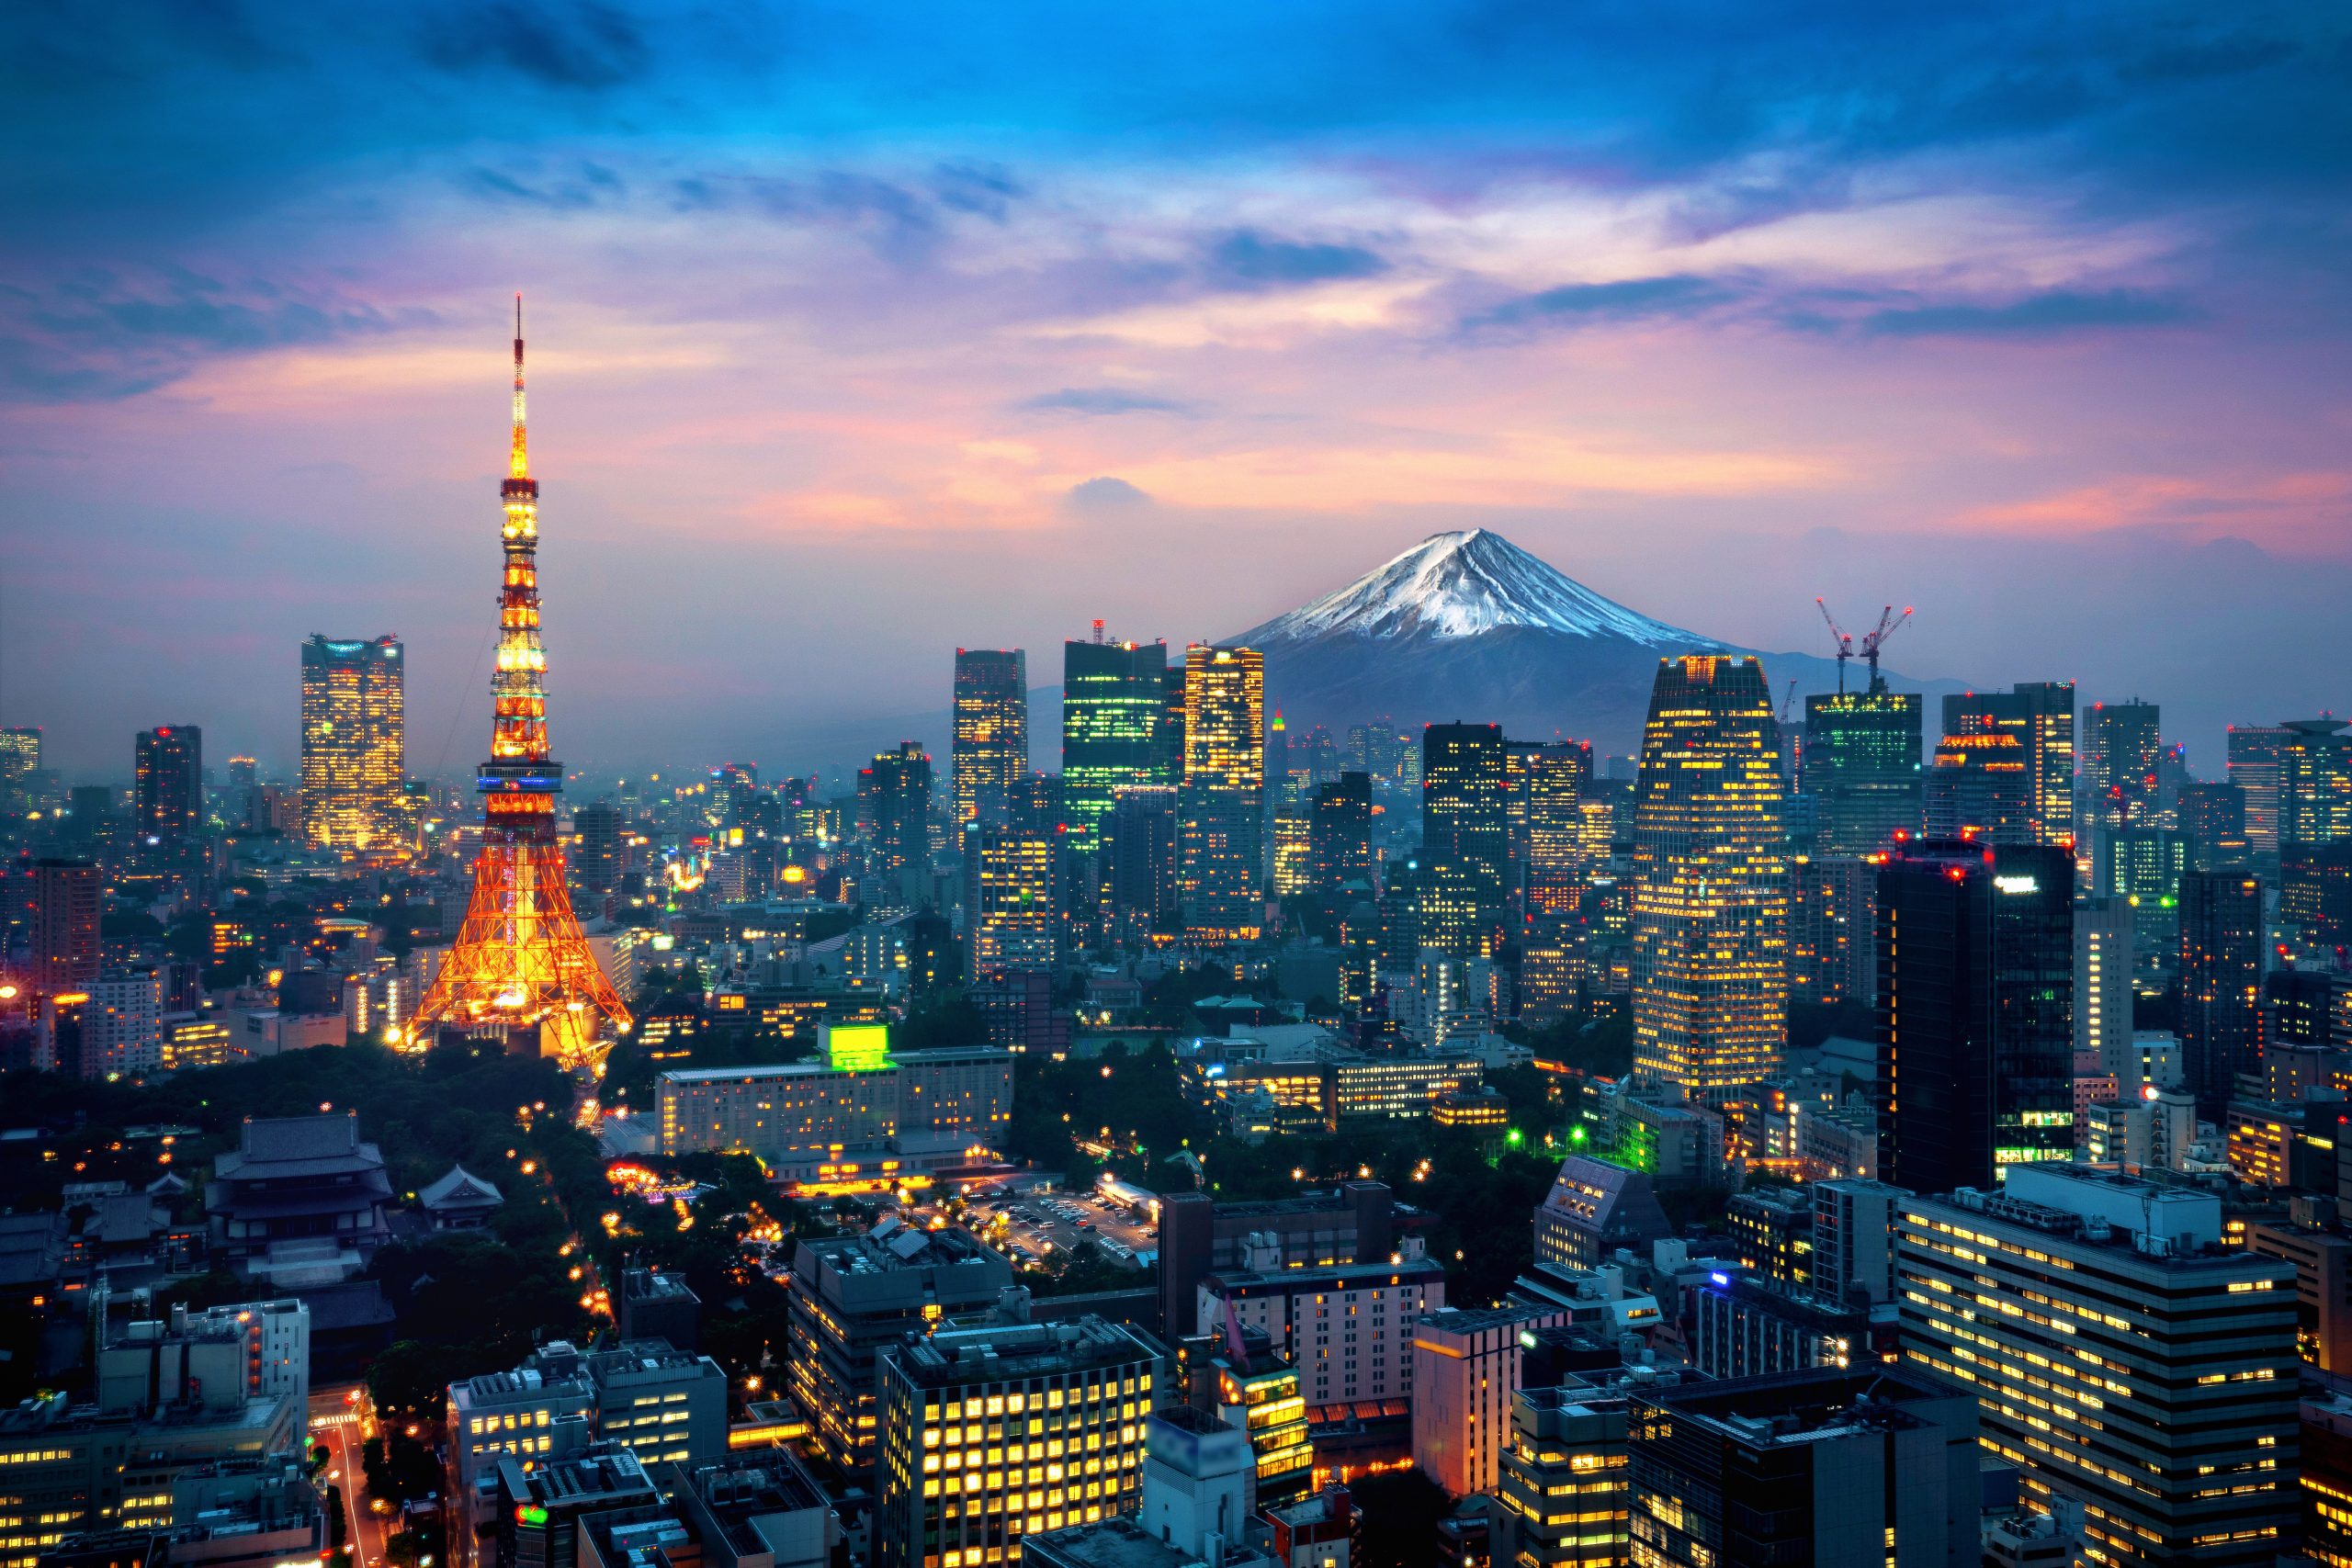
<box><xmin>1421</xmin><ymin>723</ymin><xmax>1507</xmax><ymax>959</ymax></box>
<box><xmin>30</xmin><ymin>857</ymin><xmax>101</xmax><ymax>998</ymax></box>
<box><xmin>2177</xmin><ymin>778</ymin><xmax>2249</xmax><ymax>872</ymax></box>
<box><xmin>572</xmin><ymin>801</ymin><xmax>628</xmax><ymax>894</ymax></box>
<box><xmin>1941</xmin><ymin>682</ymin><xmax>2075</xmax><ymax>847</ymax></box>
<box><xmin>0</xmin><ymin>728</ymin><xmax>40</xmax><ymax>815</ymax></box>
<box><xmin>1308</xmin><ymin>773</ymin><xmax>1373</xmax><ymax>896</ymax></box>
<box><xmin>300</xmin><ymin>633</ymin><xmax>405</xmax><ymax>852</ymax></box>
<box><xmin>2227</xmin><ymin>724</ymin><xmax>2290</xmax><ymax>863</ymax></box>
<box><xmin>2073</xmin><ymin>895</ymin><xmax>2135</xmax><ymax>1084</ymax></box>
<box><xmin>407</xmin><ymin>302</ymin><xmax>631</xmax><ymax>1066</ymax></box>
<box><xmin>1875</xmin><ymin>840</ymin><xmax>2075</xmax><ymax>1194</ymax></box>
<box><xmin>1178</xmin><ymin>645</ymin><xmax>1265</xmax><ymax>943</ymax></box>
<box><xmin>965</xmin><ymin>825</ymin><xmax>1057</xmax><ymax>974</ymax></box>
<box><xmin>1102</xmin><ymin>784</ymin><xmax>1180</xmax><ymax>938</ymax></box>
<box><xmin>1787</xmin><ymin>854</ymin><xmax>1872</xmax><ymax>1007</ymax></box>
<box><xmin>1515</xmin><ymin>741</ymin><xmax>1591</xmax><ymax>915</ymax></box>
<box><xmin>2085</xmin><ymin>698</ymin><xmax>2162</xmax><ymax>829</ymax></box>
<box><xmin>133</xmin><ymin>725</ymin><xmax>202</xmax><ymax>848</ymax></box>
<box><xmin>2177</xmin><ymin>869</ymin><xmax>2265</xmax><ymax>1114</ymax></box>
<box><xmin>1803</xmin><ymin>686</ymin><xmax>1923</xmax><ymax>855</ymax></box>
<box><xmin>2278</xmin><ymin>717</ymin><xmax>2352</xmax><ymax>852</ymax></box>
<box><xmin>860</xmin><ymin>742</ymin><xmax>933</xmax><ymax>892</ymax></box>
<box><xmin>1061</xmin><ymin>637</ymin><xmax>1170</xmax><ymax>861</ymax></box>
<box><xmin>1629</xmin><ymin>655</ymin><xmax>1788</xmax><ymax>1102</ymax></box>
<box><xmin>1925</xmin><ymin>724</ymin><xmax>2030</xmax><ymax>842</ymax></box>
<box><xmin>951</xmin><ymin>649</ymin><xmax>1028</xmax><ymax>836</ymax></box>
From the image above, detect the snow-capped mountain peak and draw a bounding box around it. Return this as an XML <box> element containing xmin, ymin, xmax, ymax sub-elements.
<box><xmin>1238</xmin><ymin>529</ymin><xmax>1697</xmax><ymax>648</ymax></box>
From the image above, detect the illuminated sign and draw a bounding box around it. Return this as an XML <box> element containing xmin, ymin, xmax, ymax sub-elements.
<box><xmin>1993</xmin><ymin>874</ymin><xmax>2040</xmax><ymax>895</ymax></box>
<box><xmin>825</xmin><ymin>1023</ymin><xmax>893</xmax><ymax>1072</ymax></box>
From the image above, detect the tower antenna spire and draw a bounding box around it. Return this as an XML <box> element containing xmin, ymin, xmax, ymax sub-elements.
<box><xmin>510</xmin><ymin>293</ymin><xmax>528</xmax><ymax>480</ymax></box>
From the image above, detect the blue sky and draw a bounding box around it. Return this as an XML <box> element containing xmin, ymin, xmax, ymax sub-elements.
<box><xmin>5</xmin><ymin>1</ymin><xmax>2348</xmax><ymax>774</ymax></box>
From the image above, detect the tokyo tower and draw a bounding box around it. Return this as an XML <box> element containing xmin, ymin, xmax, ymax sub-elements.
<box><xmin>410</xmin><ymin>299</ymin><xmax>632</xmax><ymax>1068</ymax></box>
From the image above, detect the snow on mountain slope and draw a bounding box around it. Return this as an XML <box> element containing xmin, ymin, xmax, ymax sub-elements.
<box><xmin>1234</xmin><ymin>529</ymin><xmax>1698</xmax><ymax>649</ymax></box>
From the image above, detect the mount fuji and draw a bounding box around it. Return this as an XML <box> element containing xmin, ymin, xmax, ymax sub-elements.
<box><xmin>1227</xmin><ymin>529</ymin><xmax>1951</xmax><ymax>751</ymax></box>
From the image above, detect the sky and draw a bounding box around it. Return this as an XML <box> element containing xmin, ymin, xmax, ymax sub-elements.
<box><xmin>5</xmin><ymin>1</ymin><xmax>2349</xmax><ymax>783</ymax></box>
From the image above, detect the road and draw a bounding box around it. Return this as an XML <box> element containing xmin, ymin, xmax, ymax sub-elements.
<box><xmin>311</xmin><ymin>1383</ymin><xmax>390</xmax><ymax>1568</ymax></box>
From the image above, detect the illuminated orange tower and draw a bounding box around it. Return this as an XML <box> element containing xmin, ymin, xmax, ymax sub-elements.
<box><xmin>411</xmin><ymin>299</ymin><xmax>631</xmax><ymax>1067</ymax></box>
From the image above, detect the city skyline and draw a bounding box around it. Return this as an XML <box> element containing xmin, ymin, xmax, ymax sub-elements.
<box><xmin>5</xmin><ymin>3</ymin><xmax>2349</xmax><ymax>777</ymax></box>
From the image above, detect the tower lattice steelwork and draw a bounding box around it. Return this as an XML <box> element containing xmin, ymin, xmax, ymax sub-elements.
<box><xmin>411</xmin><ymin>300</ymin><xmax>631</xmax><ymax>1067</ymax></box>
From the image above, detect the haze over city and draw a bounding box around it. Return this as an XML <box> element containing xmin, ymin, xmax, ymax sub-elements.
<box><xmin>7</xmin><ymin>2</ymin><xmax>2351</xmax><ymax>777</ymax></box>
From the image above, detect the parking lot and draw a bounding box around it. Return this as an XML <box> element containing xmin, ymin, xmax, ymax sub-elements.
<box><xmin>964</xmin><ymin>1189</ymin><xmax>1158</xmax><ymax>1270</ymax></box>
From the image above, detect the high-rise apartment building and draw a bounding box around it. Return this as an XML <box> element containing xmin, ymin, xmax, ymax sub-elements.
<box><xmin>1941</xmin><ymin>682</ymin><xmax>2075</xmax><ymax>847</ymax></box>
<box><xmin>2073</xmin><ymin>895</ymin><xmax>2135</xmax><ymax>1076</ymax></box>
<box><xmin>1628</xmin><ymin>655</ymin><xmax>1788</xmax><ymax>1102</ymax></box>
<box><xmin>873</xmin><ymin>1315</ymin><xmax>1163</xmax><ymax>1568</ymax></box>
<box><xmin>967</xmin><ymin>826</ymin><xmax>1057</xmax><ymax>974</ymax></box>
<box><xmin>85</xmin><ymin>967</ymin><xmax>164</xmax><ymax>1079</ymax></box>
<box><xmin>953</xmin><ymin>649</ymin><xmax>1029</xmax><ymax>836</ymax></box>
<box><xmin>134</xmin><ymin>724</ymin><xmax>202</xmax><ymax>848</ymax></box>
<box><xmin>2227</xmin><ymin>724</ymin><xmax>2290</xmax><ymax>863</ymax></box>
<box><xmin>2177</xmin><ymin>869</ymin><xmax>2265</xmax><ymax>1114</ymax></box>
<box><xmin>1062</xmin><ymin>638</ymin><xmax>1170</xmax><ymax>860</ymax></box>
<box><xmin>300</xmin><ymin>634</ymin><xmax>405</xmax><ymax>852</ymax></box>
<box><xmin>1895</xmin><ymin>1168</ymin><xmax>2298</xmax><ymax>1568</ymax></box>
<box><xmin>1420</xmin><ymin>724</ymin><xmax>1508</xmax><ymax>959</ymax></box>
<box><xmin>571</xmin><ymin>801</ymin><xmax>628</xmax><ymax>894</ymax></box>
<box><xmin>2086</xmin><ymin>698</ymin><xmax>2163</xmax><ymax>829</ymax></box>
<box><xmin>2278</xmin><ymin>717</ymin><xmax>2352</xmax><ymax>852</ymax></box>
<box><xmin>1804</xmin><ymin>686</ymin><xmax>1923</xmax><ymax>855</ymax></box>
<box><xmin>860</xmin><ymin>742</ymin><xmax>933</xmax><ymax>892</ymax></box>
<box><xmin>29</xmin><ymin>857</ymin><xmax>101</xmax><ymax>998</ymax></box>
<box><xmin>0</xmin><ymin>728</ymin><xmax>40</xmax><ymax>815</ymax></box>
<box><xmin>1178</xmin><ymin>646</ymin><xmax>1265</xmax><ymax>943</ymax></box>
<box><xmin>1307</xmin><ymin>773</ymin><xmax>1373</xmax><ymax>897</ymax></box>
<box><xmin>1411</xmin><ymin>1306</ymin><xmax>1566</xmax><ymax>1499</ymax></box>
<box><xmin>1875</xmin><ymin>840</ymin><xmax>2075</xmax><ymax>1194</ymax></box>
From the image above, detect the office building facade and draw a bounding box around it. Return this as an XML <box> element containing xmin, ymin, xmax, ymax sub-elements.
<box><xmin>1628</xmin><ymin>655</ymin><xmax>1788</xmax><ymax>1102</ymax></box>
<box><xmin>1062</xmin><ymin>639</ymin><xmax>1170</xmax><ymax>861</ymax></box>
<box><xmin>1420</xmin><ymin>724</ymin><xmax>1508</xmax><ymax>960</ymax></box>
<box><xmin>1940</xmin><ymin>682</ymin><xmax>2075</xmax><ymax>848</ymax></box>
<box><xmin>1875</xmin><ymin>840</ymin><xmax>2075</xmax><ymax>1194</ymax></box>
<box><xmin>2177</xmin><ymin>869</ymin><xmax>2266</xmax><ymax>1114</ymax></box>
<box><xmin>873</xmin><ymin>1316</ymin><xmax>1164</xmax><ymax>1568</ymax></box>
<box><xmin>1177</xmin><ymin>647</ymin><xmax>1265</xmax><ymax>944</ymax></box>
<box><xmin>133</xmin><ymin>726</ymin><xmax>202</xmax><ymax>850</ymax></box>
<box><xmin>953</xmin><ymin>649</ymin><xmax>1029</xmax><ymax>836</ymax></box>
<box><xmin>1804</xmin><ymin>686</ymin><xmax>1923</xmax><ymax>855</ymax></box>
<box><xmin>300</xmin><ymin>634</ymin><xmax>405</xmax><ymax>852</ymax></box>
<box><xmin>1895</xmin><ymin>1168</ymin><xmax>2299</xmax><ymax>1568</ymax></box>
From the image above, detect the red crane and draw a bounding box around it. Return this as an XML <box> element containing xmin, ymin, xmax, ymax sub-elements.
<box><xmin>1816</xmin><ymin>599</ymin><xmax>1914</xmax><ymax>694</ymax></box>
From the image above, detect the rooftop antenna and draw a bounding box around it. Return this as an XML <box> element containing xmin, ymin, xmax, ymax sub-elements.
<box><xmin>1091</xmin><ymin>618</ymin><xmax>1105</xmax><ymax>645</ymax></box>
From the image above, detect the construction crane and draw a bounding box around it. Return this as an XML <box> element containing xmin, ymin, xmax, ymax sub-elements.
<box><xmin>1815</xmin><ymin>598</ymin><xmax>1915</xmax><ymax>694</ymax></box>
<box><xmin>1778</xmin><ymin>677</ymin><xmax>1798</xmax><ymax>725</ymax></box>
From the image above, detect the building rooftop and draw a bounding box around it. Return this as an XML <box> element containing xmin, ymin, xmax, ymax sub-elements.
<box><xmin>1632</xmin><ymin>1365</ymin><xmax>1963</xmax><ymax>1447</ymax></box>
<box><xmin>888</xmin><ymin>1316</ymin><xmax>1158</xmax><ymax>1390</ymax></box>
<box><xmin>1023</xmin><ymin>1516</ymin><xmax>1272</xmax><ymax>1568</ymax></box>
